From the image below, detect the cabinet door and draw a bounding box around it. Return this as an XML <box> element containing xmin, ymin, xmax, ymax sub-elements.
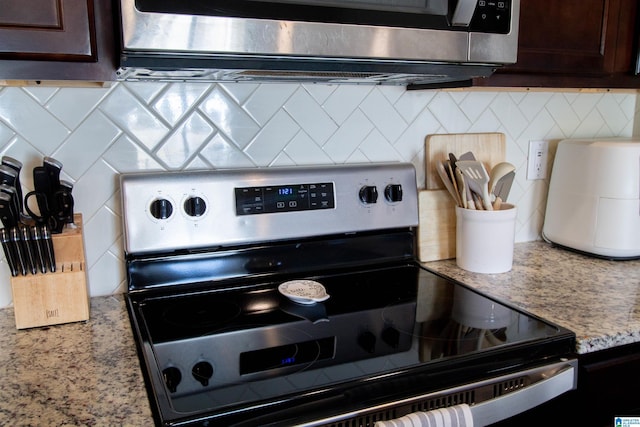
<box><xmin>478</xmin><ymin>0</ymin><xmax>640</xmax><ymax>88</ymax></box>
<box><xmin>579</xmin><ymin>347</ymin><xmax>640</xmax><ymax>424</ymax></box>
<box><xmin>0</xmin><ymin>0</ymin><xmax>115</xmax><ymax>82</ymax></box>
<box><xmin>0</xmin><ymin>0</ymin><xmax>96</xmax><ymax>61</ymax></box>
<box><xmin>511</xmin><ymin>0</ymin><xmax>627</xmax><ymax>75</ymax></box>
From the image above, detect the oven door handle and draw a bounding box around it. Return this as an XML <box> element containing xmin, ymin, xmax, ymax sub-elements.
<box><xmin>470</xmin><ymin>363</ymin><xmax>576</xmax><ymax>425</ymax></box>
<box><xmin>290</xmin><ymin>360</ymin><xmax>577</xmax><ymax>427</ymax></box>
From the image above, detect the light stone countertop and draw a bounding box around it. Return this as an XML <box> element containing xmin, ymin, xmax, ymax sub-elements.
<box><xmin>0</xmin><ymin>240</ymin><xmax>638</xmax><ymax>425</ymax></box>
<box><xmin>0</xmin><ymin>294</ymin><xmax>152</xmax><ymax>426</ymax></box>
<box><xmin>424</xmin><ymin>240</ymin><xmax>640</xmax><ymax>354</ymax></box>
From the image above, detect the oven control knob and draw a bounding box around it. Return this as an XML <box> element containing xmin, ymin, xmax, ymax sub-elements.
<box><xmin>150</xmin><ymin>198</ymin><xmax>173</xmax><ymax>220</ymax></box>
<box><xmin>184</xmin><ymin>196</ymin><xmax>206</xmax><ymax>217</ymax></box>
<box><xmin>359</xmin><ymin>186</ymin><xmax>378</xmax><ymax>204</ymax></box>
<box><xmin>192</xmin><ymin>361</ymin><xmax>214</xmax><ymax>386</ymax></box>
<box><xmin>358</xmin><ymin>331</ymin><xmax>376</xmax><ymax>353</ymax></box>
<box><xmin>162</xmin><ymin>366</ymin><xmax>182</xmax><ymax>393</ymax></box>
<box><xmin>384</xmin><ymin>184</ymin><xmax>403</xmax><ymax>202</ymax></box>
<box><xmin>382</xmin><ymin>326</ymin><xmax>400</xmax><ymax>348</ymax></box>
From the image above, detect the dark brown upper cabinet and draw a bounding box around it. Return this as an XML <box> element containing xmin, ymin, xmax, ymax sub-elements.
<box><xmin>0</xmin><ymin>0</ymin><xmax>116</xmax><ymax>83</ymax></box>
<box><xmin>476</xmin><ymin>0</ymin><xmax>640</xmax><ymax>88</ymax></box>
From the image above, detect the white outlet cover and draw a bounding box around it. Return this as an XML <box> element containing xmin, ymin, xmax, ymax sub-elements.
<box><xmin>527</xmin><ymin>140</ymin><xmax>549</xmax><ymax>180</ymax></box>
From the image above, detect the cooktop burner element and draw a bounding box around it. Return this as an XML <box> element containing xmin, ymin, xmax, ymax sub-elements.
<box><xmin>121</xmin><ymin>163</ymin><xmax>576</xmax><ymax>427</ymax></box>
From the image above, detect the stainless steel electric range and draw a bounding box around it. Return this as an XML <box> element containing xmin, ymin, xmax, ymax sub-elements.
<box><xmin>121</xmin><ymin>163</ymin><xmax>577</xmax><ymax>427</ymax></box>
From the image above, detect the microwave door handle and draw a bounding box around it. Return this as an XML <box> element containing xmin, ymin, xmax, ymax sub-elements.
<box><xmin>452</xmin><ymin>0</ymin><xmax>478</xmax><ymax>26</ymax></box>
<box><xmin>470</xmin><ymin>364</ymin><xmax>576</xmax><ymax>425</ymax></box>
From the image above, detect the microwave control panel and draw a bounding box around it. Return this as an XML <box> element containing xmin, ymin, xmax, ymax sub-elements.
<box><xmin>470</xmin><ymin>0</ymin><xmax>511</xmax><ymax>34</ymax></box>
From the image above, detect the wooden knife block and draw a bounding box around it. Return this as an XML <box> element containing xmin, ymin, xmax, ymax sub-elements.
<box><xmin>10</xmin><ymin>213</ymin><xmax>89</xmax><ymax>329</ymax></box>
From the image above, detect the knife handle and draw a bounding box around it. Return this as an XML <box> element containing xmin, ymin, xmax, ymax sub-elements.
<box><xmin>0</xmin><ymin>228</ymin><xmax>18</xmax><ymax>277</ymax></box>
<box><xmin>0</xmin><ymin>184</ymin><xmax>20</xmax><ymax>223</ymax></box>
<box><xmin>1</xmin><ymin>156</ymin><xmax>23</xmax><ymax>214</ymax></box>
<box><xmin>10</xmin><ymin>226</ymin><xmax>28</xmax><ymax>276</ymax></box>
<box><xmin>40</xmin><ymin>225</ymin><xmax>56</xmax><ymax>273</ymax></box>
<box><xmin>43</xmin><ymin>157</ymin><xmax>62</xmax><ymax>214</ymax></box>
<box><xmin>43</xmin><ymin>157</ymin><xmax>62</xmax><ymax>189</ymax></box>
<box><xmin>30</xmin><ymin>226</ymin><xmax>48</xmax><ymax>274</ymax></box>
<box><xmin>20</xmin><ymin>226</ymin><xmax>38</xmax><ymax>275</ymax></box>
<box><xmin>32</xmin><ymin>166</ymin><xmax>52</xmax><ymax>219</ymax></box>
<box><xmin>0</xmin><ymin>193</ymin><xmax>17</xmax><ymax>229</ymax></box>
<box><xmin>0</xmin><ymin>164</ymin><xmax>17</xmax><ymax>188</ymax></box>
<box><xmin>55</xmin><ymin>182</ymin><xmax>75</xmax><ymax>228</ymax></box>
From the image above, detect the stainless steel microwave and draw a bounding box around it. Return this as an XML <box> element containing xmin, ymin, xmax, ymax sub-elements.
<box><xmin>117</xmin><ymin>0</ymin><xmax>520</xmax><ymax>86</ymax></box>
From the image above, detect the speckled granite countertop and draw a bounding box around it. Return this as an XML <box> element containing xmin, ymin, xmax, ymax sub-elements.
<box><xmin>424</xmin><ymin>240</ymin><xmax>640</xmax><ymax>355</ymax></box>
<box><xmin>0</xmin><ymin>241</ymin><xmax>638</xmax><ymax>425</ymax></box>
<box><xmin>0</xmin><ymin>294</ymin><xmax>152</xmax><ymax>426</ymax></box>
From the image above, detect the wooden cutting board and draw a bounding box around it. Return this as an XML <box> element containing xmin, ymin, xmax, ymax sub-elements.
<box><xmin>418</xmin><ymin>189</ymin><xmax>457</xmax><ymax>262</ymax></box>
<box><xmin>425</xmin><ymin>132</ymin><xmax>506</xmax><ymax>190</ymax></box>
<box><xmin>419</xmin><ymin>132</ymin><xmax>506</xmax><ymax>262</ymax></box>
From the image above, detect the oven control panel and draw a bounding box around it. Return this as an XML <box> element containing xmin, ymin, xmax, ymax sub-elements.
<box><xmin>235</xmin><ymin>182</ymin><xmax>335</xmax><ymax>215</ymax></box>
<box><xmin>120</xmin><ymin>163</ymin><xmax>418</xmax><ymax>254</ymax></box>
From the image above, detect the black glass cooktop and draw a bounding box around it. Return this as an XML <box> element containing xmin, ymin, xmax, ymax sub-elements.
<box><xmin>141</xmin><ymin>266</ymin><xmax>418</xmax><ymax>342</ymax></box>
<box><xmin>127</xmin><ymin>265</ymin><xmax>575</xmax><ymax>426</ymax></box>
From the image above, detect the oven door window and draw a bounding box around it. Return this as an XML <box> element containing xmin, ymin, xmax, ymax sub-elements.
<box><xmin>134</xmin><ymin>0</ymin><xmax>451</xmax><ymax>30</ymax></box>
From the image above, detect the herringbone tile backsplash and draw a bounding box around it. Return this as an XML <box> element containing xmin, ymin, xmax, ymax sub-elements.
<box><xmin>0</xmin><ymin>82</ymin><xmax>636</xmax><ymax>306</ymax></box>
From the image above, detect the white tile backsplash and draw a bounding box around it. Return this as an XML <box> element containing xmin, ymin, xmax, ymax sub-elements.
<box><xmin>0</xmin><ymin>89</ymin><xmax>70</xmax><ymax>153</ymax></box>
<box><xmin>0</xmin><ymin>82</ymin><xmax>636</xmax><ymax>308</ymax></box>
<box><xmin>284</xmin><ymin>88</ymin><xmax>338</xmax><ymax>144</ymax></box>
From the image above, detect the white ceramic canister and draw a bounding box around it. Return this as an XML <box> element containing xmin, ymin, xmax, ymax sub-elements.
<box><xmin>455</xmin><ymin>204</ymin><xmax>517</xmax><ymax>274</ymax></box>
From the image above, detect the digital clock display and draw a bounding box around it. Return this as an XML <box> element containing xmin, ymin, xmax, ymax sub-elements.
<box><xmin>235</xmin><ymin>182</ymin><xmax>335</xmax><ymax>215</ymax></box>
<box><xmin>240</xmin><ymin>337</ymin><xmax>335</xmax><ymax>375</ymax></box>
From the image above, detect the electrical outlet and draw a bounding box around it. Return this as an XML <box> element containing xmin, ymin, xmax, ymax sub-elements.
<box><xmin>527</xmin><ymin>140</ymin><xmax>549</xmax><ymax>180</ymax></box>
